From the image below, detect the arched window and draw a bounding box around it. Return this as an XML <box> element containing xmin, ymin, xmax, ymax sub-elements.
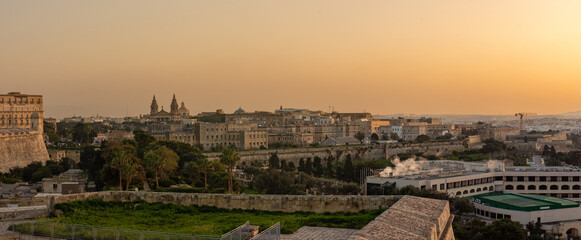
<box><xmin>483</xmin><ymin>187</ymin><xmax>488</xmax><ymax>191</ymax></box>
<box><xmin>574</xmin><ymin>185</ymin><xmax>581</xmax><ymax>190</ymax></box>
<box><xmin>528</xmin><ymin>185</ymin><xmax>536</xmax><ymax>190</ymax></box>
<box><xmin>539</xmin><ymin>185</ymin><xmax>548</xmax><ymax>190</ymax></box>
<box><xmin>562</xmin><ymin>185</ymin><xmax>570</xmax><ymax>190</ymax></box>
<box><xmin>457</xmin><ymin>191</ymin><xmax>462</xmax><ymax>196</ymax></box>
<box><xmin>476</xmin><ymin>188</ymin><xmax>482</xmax><ymax>192</ymax></box>
<box><xmin>551</xmin><ymin>185</ymin><xmax>559</xmax><ymax>190</ymax></box>
<box><xmin>470</xmin><ymin>189</ymin><xmax>475</xmax><ymax>193</ymax></box>
<box><xmin>517</xmin><ymin>185</ymin><xmax>525</xmax><ymax>190</ymax></box>
<box><xmin>505</xmin><ymin>185</ymin><xmax>514</xmax><ymax>190</ymax></box>
<box><xmin>490</xmin><ymin>186</ymin><xmax>494</xmax><ymax>191</ymax></box>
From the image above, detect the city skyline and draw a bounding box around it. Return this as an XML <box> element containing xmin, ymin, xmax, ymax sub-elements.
<box><xmin>2</xmin><ymin>1</ymin><xmax>581</xmax><ymax>118</ymax></box>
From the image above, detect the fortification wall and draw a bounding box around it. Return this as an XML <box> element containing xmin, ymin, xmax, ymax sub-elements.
<box><xmin>49</xmin><ymin>191</ymin><xmax>400</xmax><ymax>213</ymax></box>
<box><xmin>204</xmin><ymin>145</ymin><xmax>387</xmax><ymax>165</ymax></box>
<box><xmin>386</xmin><ymin>142</ymin><xmax>466</xmax><ymax>158</ymax></box>
<box><xmin>0</xmin><ymin>132</ymin><xmax>49</xmax><ymax>172</ymax></box>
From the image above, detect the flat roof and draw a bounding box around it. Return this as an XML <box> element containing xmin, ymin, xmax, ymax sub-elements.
<box><xmin>473</xmin><ymin>193</ymin><xmax>579</xmax><ymax>212</ymax></box>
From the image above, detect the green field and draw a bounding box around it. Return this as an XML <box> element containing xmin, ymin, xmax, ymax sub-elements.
<box><xmin>47</xmin><ymin>199</ymin><xmax>383</xmax><ymax>235</ymax></box>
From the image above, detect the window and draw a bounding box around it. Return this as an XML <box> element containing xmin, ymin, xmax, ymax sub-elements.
<box><xmin>517</xmin><ymin>176</ymin><xmax>524</xmax><ymax>182</ymax></box>
<box><xmin>506</xmin><ymin>176</ymin><xmax>513</xmax><ymax>182</ymax></box>
<box><xmin>528</xmin><ymin>176</ymin><xmax>536</xmax><ymax>182</ymax></box>
<box><xmin>562</xmin><ymin>185</ymin><xmax>570</xmax><ymax>190</ymax></box>
<box><xmin>550</xmin><ymin>185</ymin><xmax>559</xmax><ymax>190</ymax></box>
<box><xmin>432</xmin><ymin>185</ymin><xmax>437</xmax><ymax>190</ymax></box>
<box><xmin>505</xmin><ymin>185</ymin><xmax>514</xmax><ymax>190</ymax></box>
<box><xmin>53</xmin><ymin>184</ymin><xmax>57</xmax><ymax>190</ymax></box>
<box><xmin>563</xmin><ymin>176</ymin><xmax>569</xmax><ymax>182</ymax></box>
<box><xmin>539</xmin><ymin>176</ymin><xmax>547</xmax><ymax>182</ymax></box>
<box><xmin>574</xmin><ymin>185</ymin><xmax>581</xmax><ymax>190</ymax></box>
<box><xmin>528</xmin><ymin>185</ymin><xmax>536</xmax><ymax>190</ymax></box>
<box><xmin>477</xmin><ymin>188</ymin><xmax>481</xmax><ymax>192</ymax></box>
<box><xmin>517</xmin><ymin>185</ymin><xmax>525</xmax><ymax>190</ymax></box>
<box><xmin>574</xmin><ymin>176</ymin><xmax>580</xmax><ymax>182</ymax></box>
<box><xmin>539</xmin><ymin>185</ymin><xmax>547</xmax><ymax>190</ymax></box>
<box><xmin>551</xmin><ymin>176</ymin><xmax>558</xmax><ymax>182</ymax></box>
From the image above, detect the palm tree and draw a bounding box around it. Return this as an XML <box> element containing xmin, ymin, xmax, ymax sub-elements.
<box><xmin>197</xmin><ymin>158</ymin><xmax>213</xmax><ymax>191</ymax></box>
<box><xmin>110</xmin><ymin>150</ymin><xmax>128</xmax><ymax>190</ymax></box>
<box><xmin>144</xmin><ymin>146</ymin><xmax>179</xmax><ymax>188</ymax></box>
<box><xmin>124</xmin><ymin>159</ymin><xmax>141</xmax><ymax>191</ymax></box>
<box><xmin>220</xmin><ymin>149</ymin><xmax>240</xmax><ymax>194</ymax></box>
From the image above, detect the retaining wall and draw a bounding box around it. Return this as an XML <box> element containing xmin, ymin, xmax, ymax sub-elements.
<box><xmin>49</xmin><ymin>191</ymin><xmax>401</xmax><ymax>213</ymax></box>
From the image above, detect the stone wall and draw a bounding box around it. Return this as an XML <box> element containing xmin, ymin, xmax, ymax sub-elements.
<box><xmin>204</xmin><ymin>144</ymin><xmax>387</xmax><ymax>166</ymax></box>
<box><xmin>0</xmin><ymin>206</ymin><xmax>48</xmax><ymax>221</ymax></box>
<box><xmin>386</xmin><ymin>142</ymin><xmax>466</xmax><ymax>158</ymax></box>
<box><xmin>49</xmin><ymin>191</ymin><xmax>400</xmax><ymax>213</ymax></box>
<box><xmin>0</xmin><ymin>132</ymin><xmax>49</xmax><ymax>172</ymax></box>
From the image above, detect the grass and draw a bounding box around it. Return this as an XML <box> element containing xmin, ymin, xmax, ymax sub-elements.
<box><xmin>46</xmin><ymin>199</ymin><xmax>383</xmax><ymax>235</ymax></box>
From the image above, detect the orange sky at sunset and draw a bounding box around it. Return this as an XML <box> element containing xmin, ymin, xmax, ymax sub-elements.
<box><xmin>1</xmin><ymin>1</ymin><xmax>580</xmax><ymax>118</ymax></box>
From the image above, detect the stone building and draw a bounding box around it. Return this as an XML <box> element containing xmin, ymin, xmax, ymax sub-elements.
<box><xmin>0</xmin><ymin>92</ymin><xmax>44</xmax><ymax>132</ymax></box>
<box><xmin>0</xmin><ymin>92</ymin><xmax>49</xmax><ymax>172</ymax></box>
<box><xmin>349</xmin><ymin>195</ymin><xmax>454</xmax><ymax>240</ymax></box>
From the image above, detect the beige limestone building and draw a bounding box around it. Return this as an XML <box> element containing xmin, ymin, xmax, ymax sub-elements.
<box><xmin>0</xmin><ymin>92</ymin><xmax>44</xmax><ymax>132</ymax></box>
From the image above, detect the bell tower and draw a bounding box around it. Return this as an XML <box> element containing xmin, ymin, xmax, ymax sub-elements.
<box><xmin>170</xmin><ymin>94</ymin><xmax>179</xmax><ymax>115</ymax></box>
<box><xmin>150</xmin><ymin>95</ymin><xmax>159</xmax><ymax>115</ymax></box>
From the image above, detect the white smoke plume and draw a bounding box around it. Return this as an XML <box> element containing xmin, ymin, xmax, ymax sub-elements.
<box><xmin>486</xmin><ymin>160</ymin><xmax>504</xmax><ymax>172</ymax></box>
<box><xmin>379</xmin><ymin>157</ymin><xmax>422</xmax><ymax>177</ymax></box>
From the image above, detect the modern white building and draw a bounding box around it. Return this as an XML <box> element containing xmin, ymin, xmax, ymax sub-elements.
<box><xmin>367</xmin><ymin>160</ymin><xmax>581</xmax><ymax>202</ymax></box>
<box><xmin>473</xmin><ymin>193</ymin><xmax>581</xmax><ymax>239</ymax></box>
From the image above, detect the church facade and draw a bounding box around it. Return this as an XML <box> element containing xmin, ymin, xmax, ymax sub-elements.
<box><xmin>146</xmin><ymin>94</ymin><xmax>190</xmax><ymax>122</ymax></box>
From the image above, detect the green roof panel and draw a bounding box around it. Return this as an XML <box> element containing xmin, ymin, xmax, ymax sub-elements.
<box><xmin>472</xmin><ymin>193</ymin><xmax>580</xmax><ymax>212</ymax></box>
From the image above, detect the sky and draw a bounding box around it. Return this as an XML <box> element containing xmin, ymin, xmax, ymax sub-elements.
<box><xmin>1</xmin><ymin>1</ymin><xmax>581</xmax><ymax>118</ymax></box>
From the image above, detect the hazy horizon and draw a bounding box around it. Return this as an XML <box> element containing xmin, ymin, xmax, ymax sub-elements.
<box><xmin>2</xmin><ymin>1</ymin><xmax>581</xmax><ymax>118</ymax></box>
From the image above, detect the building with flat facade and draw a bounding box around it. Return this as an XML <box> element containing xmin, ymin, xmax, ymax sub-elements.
<box><xmin>0</xmin><ymin>92</ymin><xmax>43</xmax><ymax>132</ymax></box>
<box><xmin>367</xmin><ymin>160</ymin><xmax>581</xmax><ymax>202</ymax></box>
<box><xmin>473</xmin><ymin>193</ymin><xmax>581</xmax><ymax>239</ymax></box>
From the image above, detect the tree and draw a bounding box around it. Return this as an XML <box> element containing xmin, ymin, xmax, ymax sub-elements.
<box><xmin>143</xmin><ymin>146</ymin><xmax>179</xmax><ymax>188</ymax></box>
<box><xmin>268</xmin><ymin>153</ymin><xmax>280</xmax><ymax>169</ymax></box>
<box><xmin>453</xmin><ymin>197</ymin><xmax>475</xmax><ymax>216</ymax></box>
<box><xmin>313</xmin><ymin>157</ymin><xmax>323</xmax><ymax>177</ymax></box>
<box><xmin>71</xmin><ymin>123</ymin><xmax>97</xmax><ymax>144</ymax></box>
<box><xmin>415</xmin><ymin>135</ymin><xmax>430</xmax><ymax>143</ymax></box>
<box><xmin>381</xmin><ymin>134</ymin><xmax>389</xmax><ymax>140</ymax></box>
<box><xmin>390</xmin><ymin>133</ymin><xmax>400</xmax><ymax>141</ymax></box>
<box><xmin>109</xmin><ymin>148</ymin><xmax>134</xmax><ymax>190</ymax></box>
<box><xmin>197</xmin><ymin>158</ymin><xmax>213</xmax><ymax>190</ymax></box>
<box><xmin>370</xmin><ymin>133</ymin><xmax>379</xmax><ymax>141</ymax></box>
<box><xmin>354</xmin><ymin>132</ymin><xmax>365</xmax><ymax>141</ymax></box>
<box><xmin>344</xmin><ymin>154</ymin><xmax>354</xmax><ymax>182</ymax></box>
<box><xmin>479</xmin><ymin>219</ymin><xmax>526</xmax><ymax>240</ymax></box>
<box><xmin>325</xmin><ymin>156</ymin><xmax>335</xmax><ymax>178</ymax></box>
<box><xmin>298</xmin><ymin>158</ymin><xmax>305</xmax><ymax>172</ymax></box>
<box><xmin>133</xmin><ymin>129</ymin><xmax>157</xmax><ymax>158</ymax></box>
<box><xmin>305</xmin><ymin>158</ymin><xmax>313</xmax><ymax>175</ymax></box>
<box><xmin>220</xmin><ymin>149</ymin><xmax>240</xmax><ymax>194</ymax></box>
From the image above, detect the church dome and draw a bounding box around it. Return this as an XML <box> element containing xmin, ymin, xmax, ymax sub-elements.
<box><xmin>234</xmin><ymin>107</ymin><xmax>246</xmax><ymax>114</ymax></box>
<box><xmin>179</xmin><ymin>102</ymin><xmax>189</xmax><ymax>111</ymax></box>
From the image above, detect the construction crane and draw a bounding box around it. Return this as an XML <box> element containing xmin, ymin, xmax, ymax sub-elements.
<box><xmin>515</xmin><ymin>113</ymin><xmax>537</xmax><ymax>135</ymax></box>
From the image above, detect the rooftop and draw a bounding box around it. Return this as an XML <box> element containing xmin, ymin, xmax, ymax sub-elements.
<box><xmin>472</xmin><ymin>193</ymin><xmax>579</xmax><ymax>212</ymax></box>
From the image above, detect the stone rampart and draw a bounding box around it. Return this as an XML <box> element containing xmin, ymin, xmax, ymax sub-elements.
<box><xmin>0</xmin><ymin>132</ymin><xmax>49</xmax><ymax>172</ymax></box>
<box><xmin>204</xmin><ymin>145</ymin><xmax>387</xmax><ymax>165</ymax></box>
<box><xmin>49</xmin><ymin>191</ymin><xmax>400</xmax><ymax>213</ymax></box>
